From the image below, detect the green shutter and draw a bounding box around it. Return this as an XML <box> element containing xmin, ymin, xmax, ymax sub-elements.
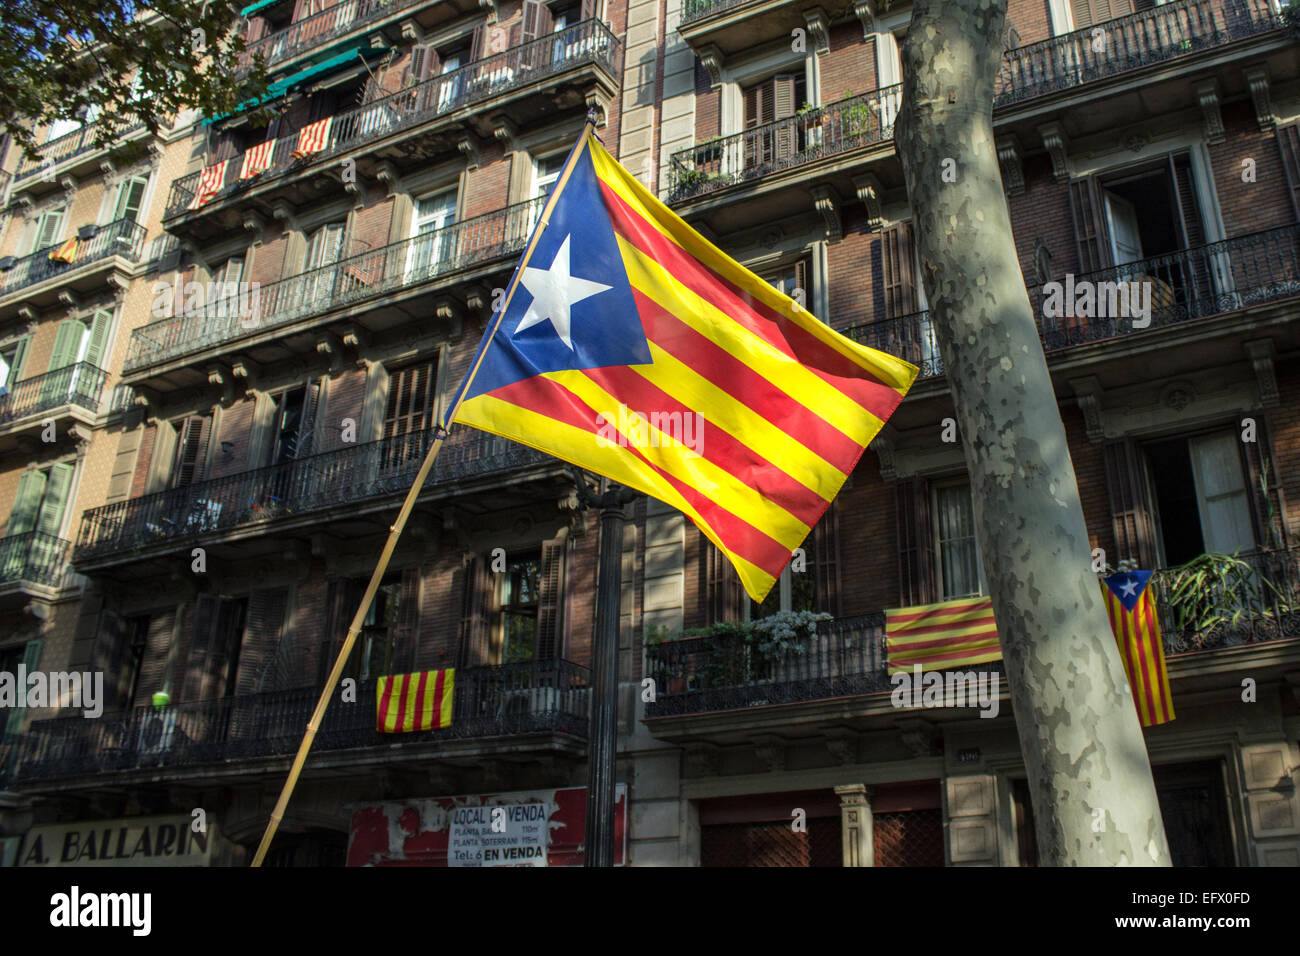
<box><xmin>9</xmin><ymin>335</ymin><xmax>31</xmax><ymax>382</ymax></box>
<box><xmin>6</xmin><ymin>470</ymin><xmax>47</xmax><ymax>536</ymax></box>
<box><xmin>114</xmin><ymin>177</ymin><xmax>148</xmax><ymax>223</ymax></box>
<box><xmin>35</xmin><ymin>462</ymin><xmax>74</xmax><ymax>537</ymax></box>
<box><xmin>2</xmin><ymin>639</ymin><xmax>44</xmax><ymax>741</ymax></box>
<box><xmin>82</xmin><ymin>311</ymin><xmax>112</xmax><ymax>369</ymax></box>
<box><xmin>46</xmin><ymin>319</ymin><xmax>86</xmax><ymax>372</ymax></box>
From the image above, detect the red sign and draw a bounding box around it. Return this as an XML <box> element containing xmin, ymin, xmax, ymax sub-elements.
<box><xmin>346</xmin><ymin>785</ymin><xmax>627</xmax><ymax>867</ymax></box>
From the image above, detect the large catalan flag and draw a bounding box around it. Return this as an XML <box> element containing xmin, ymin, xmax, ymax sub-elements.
<box><xmin>449</xmin><ymin>128</ymin><xmax>916</xmax><ymax>601</ymax></box>
<box><xmin>1102</xmin><ymin>571</ymin><xmax>1175</xmax><ymax>727</ymax></box>
<box><xmin>376</xmin><ymin>669</ymin><xmax>455</xmax><ymax>733</ymax></box>
<box><xmin>885</xmin><ymin>597</ymin><xmax>1002</xmax><ymax>674</ymax></box>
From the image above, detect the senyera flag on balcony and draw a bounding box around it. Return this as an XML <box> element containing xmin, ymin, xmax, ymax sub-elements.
<box><xmin>48</xmin><ymin>237</ymin><xmax>77</xmax><ymax>263</ymax></box>
<box><xmin>1102</xmin><ymin>570</ymin><xmax>1175</xmax><ymax>727</ymax></box>
<box><xmin>885</xmin><ymin>597</ymin><xmax>1002</xmax><ymax>674</ymax></box>
<box><xmin>291</xmin><ymin>117</ymin><xmax>332</xmax><ymax>159</ymax></box>
<box><xmin>445</xmin><ymin>126</ymin><xmax>917</xmax><ymax>602</ymax></box>
<box><xmin>240</xmin><ymin>139</ymin><xmax>276</xmax><ymax>180</ymax></box>
<box><xmin>376</xmin><ymin>669</ymin><xmax>455</xmax><ymax>733</ymax></box>
<box><xmin>189</xmin><ymin>159</ymin><xmax>229</xmax><ymax>210</ymax></box>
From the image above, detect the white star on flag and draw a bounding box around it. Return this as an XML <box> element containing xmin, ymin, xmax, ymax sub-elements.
<box><xmin>1120</xmin><ymin>577</ymin><xmax>1138</xmax><ymax>598</ymax></box>
<box><xmin>513</xmin><ymin>234</ymin><xmax>611</xmax><ymax>350</ymax></box>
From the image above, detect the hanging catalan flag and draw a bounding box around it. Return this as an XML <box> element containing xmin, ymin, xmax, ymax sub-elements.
<box><xmin>448</xmin><ymin>128</ymin><xmax>917</xmax><ymax>602</ymax></box>
<box><xmin>240</xmin><ymin>139</ymin><xmax>276</xmax><ymax>180</ymax></box>
<box><xmin>291</xmin><ymin>117</ymin><xmax>332</xmax><ymax>159</ymax></box>
<box><xmin>1102</xmin><ymin>571</ymin><xmax>1175</xmax><ymax>727</ymax></box>
<box><xmin>47</xmin><ymin>237</ymin><xmax>78</xmax><ymax>263</ymax></box>
<box><xmin>885</xmin><ymin>596</ymin><xmax>1002</xmax><ymax>674</ymax></box>
<box><xmin>189</xmin><ymin>159</ymin><xmax>229</xmax><ymax>210</ymax></box>
<box><xmin>376</xmin><ymin>669</ymin><xmax>455</xmax><ymax>733</ymax></box>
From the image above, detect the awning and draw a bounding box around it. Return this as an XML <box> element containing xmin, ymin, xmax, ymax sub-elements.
<box><xmin>201</xmin><ymin>43</ymin><xmax>387</xmax><ymax>125</ymax></box>
<box><xmin>239</xmin><ymin>0</ymin><xmax>290</xmax><ymax>17</ymax></box>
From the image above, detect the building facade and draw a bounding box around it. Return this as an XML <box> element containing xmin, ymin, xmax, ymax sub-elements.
<box><xmin>2</xmin><ymin>0</ymin><xmax>1300</xmax><ymax>867</ymax></box>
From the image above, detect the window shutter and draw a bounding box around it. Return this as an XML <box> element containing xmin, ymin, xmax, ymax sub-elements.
<box><xmin>245</xmin><ymin>16</ymin><xmax>268</xmax><ymax>44</ymax></box>
<box><xmin>773</xmin><ymin>75</ymin><xmax>797</xmax><ymax>119</ymax></box>
<box><xmin>114</xmin><ymin>177</ymin><xmax>148</xmax><ymax>223</ymax></box>
<box><xmin>743</xmin><ymin>84</ymin><xmax>762</xmax><ymax>130</ymax></box>
<box><xmin>2</xmin><ymin>639</ymin><xmax>43</xmax><ymax>741</ymax></box>
<box><xmin>1276</xmin><ymin>124</ymin><xmax>1300</xmax><ymax>223</ymax></box>
<box><xmin>173</xmin><ymin>415</ymin><xmax>210</xmax><ymax>488</ymax></box>
<box><xmin>36</xmin><ymin>209</ymin><xmax>66</xmax><ymax>250</ymax></box>
<box><xmin>811</xmin><ymin>502</ymin><xmax>841</xmax><ymax>616</ymax></box>
<box><xmin>138</xmin><ymin>611</ymin><xmax>174</xmax><ymax>699</ymax></box>
<box><xmin>535</xmin><ymin>538</ymin><xmax>565</xmax><ymax>661</ymax></box>
<box><xmin>1239</xmin><ymin>412</ymin><xmax>1288</xmax><ymax>551</ymax></box>
<box><xmin>236</xmin><ymin>588</ymin><xmax>288</xmax><ymax>696</ymax></box>
<box><xmin>522</xmin><ymin>0</ymin><xmax>552</xmax><ymax>41</ymax></box>
<box><xmin>896</xmin><ymin>477</ymin><xmax>936</xmax><ymax>606</ymax></box>
<box><xmin>470</xmin><ymin>23</ymin><xmax>485</xmax><ymax>61</ymax></box>
<box><xmin>705</xmin><ymin>540</ymin><xmax>745</xmax><ymax>623</ymax></box>
<box><xmin>46</xmin><ymin>319</ymin><xmax>85</xmax><ymax>372</ymax></box>
<box><xmin>92</xmin><ymin>610</ymin><xmax>129</xmax><ymax>712</ymax></box>
<box><xmin>321</xmin><ymin>579</ymin><xmax>366</xmax><ymax>683</ymax></box>
<box><xmin>8</xmin><ymin>335</ymin><xmax>31</xmax><ymax>383</ymax></box>
<box><xmin>83</xmin><ymin>310</ymin><xmax>112</xmax><ymax>369</ymax></box>
<box><xmin>406</xmin><ymin>44</ymin><xmax>440</xmax><ymax>86</ymax></box>
<box><xmin>6</xmin><ymin>469</ymin><xmax>47</xmax><ymax>536</ymax></box>
<box><xmin>1068</xmin><ymin>177</ymin><xmax>1112</xmax><ymax>274</ymax></box>
<box><xmin>181</xmin><ymin>595</ymin><xmax>220</xmax><ymax>701</ymax></box>
<box><xmin>458</xmin><ymin>554</ymin><xmax>493</xmax><ymax>667</ymax></box>
<box><xmin>393</xmin><ymin>568</ymin><xmax>422</xmax><ymax>672</ymax></box>
<box><xmin>1101</xmin><ymin>438</ymin><xmax>1158</xmax><ymax>568</ymax></box>
<box><xmin>881</xmin><ymin>221</ymin><xmax>917</xmax><ymax>320</ymax></box>
<box><xmin>34</xmin><ymin>462</ymin><xmax>73</xmax><ymax>537</ymax></box>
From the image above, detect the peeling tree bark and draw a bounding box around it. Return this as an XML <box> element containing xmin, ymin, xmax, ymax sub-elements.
<box><xmin>895</xmin><ymin>0</ymin><xmax>1171</xmax><ymax>865</ymax></box>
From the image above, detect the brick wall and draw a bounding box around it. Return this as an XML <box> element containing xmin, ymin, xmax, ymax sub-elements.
<box><xmin>821</xmin><ymin>24</ymin><xmax>875</xmax><ymax>104</ymax></box>
<box><xmin>1007</xmin><ymin>0</ymin><xmax>1055</xmax><ymax>45</ymax></box>
<box><xmin>1209</xmin><ymin>104</ymin><xmax>1297</xmax><ymax>238</ymax></box>
<box><xmin>694</xmin><ymin>60</ymin><xmax>718</xmax><ymax>141</ymax></box>
<box><xmin>250</xmin><ymin>229</ymin><xmax>290</xmax><ymax>286</ymax></box>
<box><xmin>349</xmin><ymin>189</ymin><xmax>395</xmax><ymax>255</ymax></box>
<box><xmin>463</xmin><ymin>147</ymin><xmax>511</xmax><ymax>217</ymax></box>
<box><xmin>827</xmin><ymin>216</ymin><xmax>881</xmax><ymax>328</ymax></box>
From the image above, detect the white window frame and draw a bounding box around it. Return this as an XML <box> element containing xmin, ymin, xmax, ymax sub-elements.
<box><xmin>932</xmin><ymin>477</ymin><xmax>987</xmax><ymax>601</ymax></box>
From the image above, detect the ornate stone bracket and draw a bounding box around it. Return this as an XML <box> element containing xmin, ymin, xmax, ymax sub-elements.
<box><xmin>57</xmin><ymin>289</ymin><xmax>80</xmax><ymax>309</ymax></box>
<box><xmin>67</xmin><ymin>423</ymin><xmax>94</xmax><ymax>460</ymax></box>
<box><xmin>242</xmin><ymin>209</ymin><xmax>267</xmax><ymax>246</ymax></box>
<box><xmin>374</xmin><ymin>160</ymin><xmax>402</xmax><ymax>197</ymax></box>
<box><xmin>995</xmin><ymin>134</ymin><xmax>1025</xmax><ymax>196</ymax></box>
<box><xmin>854</xmin><ymin>0</ymin><xmax>879</xmax><ymax>39</ymax></box>
<box><xmin>399</xmin><ymin>19</ymin><xmax>426</xmax><ymax>42</ymax></box>
<box><xmin>810</xmin><ymin>184</ymin><xmax>842</xmax><ymax>244</ymax></box>
<box><xmin>824</xmin><ymin>729</ymin><xmax>861</xmax><ymax>766</ymax></box>
<box><xmin>895</xmin><ymin>715</ymin><xmax>937</xmax><ymax>758</ymax></box>
<box><xmin>1038</xmin><ymin>122</ymin><xmax>1069</xmax><ymax>184</ymax></box>
<box><xmin>231</xmin><ymin>357</ymin><xmax>260</xmax><ymax>393</ymax></box>
<box><xmin>1195</xmin><ymin>80</ymin><xmax>1225</xmax><ymax>145</ymax></box>
<box><xmin>583</xmin><ymin>88</ymin><xmax>610</xmax><ymax>128</ymax></box>
<box><xmin>752</xmin><ymin>734</ymin><xmax>787</xmax><ymax>773</ymax></box>
<box><xmin>207</xmin><ymin>364</ymin><xmax>236</xmax><ymax>407</ymax></box>
<box><xmin>316</xmin><ymin>333</ymin><xmax>345</xmax><ymax>374</ymax></box>
<box><xmin>340</xmin><ymin>325</ymin><xmax>369</xmax><ymax>366</ymax></box>
<box><xmin>803</xmin><ymin>7</ymin><xmax>830</xmax><ymax>54</ymax></box>
<box><xmin>853</xmin><ymin>172</ymin><xmax>884</xmax><ymax>231</ymax></box>
<box><xmin>434</xmin><ymin>295</ymin><xmax>464</xmax><ymax>341</ymax></box>
<box><xmin>1244</xmin><ymin>67</ymin><xmax>1274</xmax><ymax>133</ymax></box>
<box><xmin>1069</xmin><ymin>376</ymin><xmax>1105</xmax><ymax>443</ymax></box>
<box><xmin>456</xmin><ymin>136</ymin><xmax>481</xmax><ymax>171</ymax></box>
<box><xmin>16</xmin><ymin>304</ymin><xmax>38</xmax><ymax>325</ymax></box>
<box><xmin>492</xmin><ymin>116</ymin><xmax>517</xmax><ymax>152</ymax></box>
<box><xmin>871</xmin><ymin>422</ymin><xmax>897</xmax><ymax>481</ymax></box>
<box><xmin>465</xmin><ymin>284</ymin><xmax>494</xmax><ymax>316</ymax></box>
<box><xmin>698</xmin><ymin>45</ymin><xmax>723</xmax><ymax>89</ymax></box>
<box><xmin>685</xmin><ymin>742</ymin><xmax>721</xmax><ymax>776</ymax></box>
<box><xmin>1245</xmin><ymin>338</ymin><xmax>1279</xmax><ymax>408</ymax></box>
<box><xmin>271</xmin><ymin>199</ymin><xmax>297</xmax><ymax>234</ymax></box>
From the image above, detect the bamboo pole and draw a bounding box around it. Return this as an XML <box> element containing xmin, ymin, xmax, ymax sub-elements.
<box><xmin>250</xmin><ymin>114</ymin><xmax>598</xmax><ymax>867</ymax></box>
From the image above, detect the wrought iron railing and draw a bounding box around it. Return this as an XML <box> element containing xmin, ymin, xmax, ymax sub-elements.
<box><xmin>11</xmin><ymin>659</ymin><xmax>591</xmax><ymax>783</ymax></box>
<box><xmin>666</xmin><ymin>85</ymin><xmax>900</xmax><ymax>201</ymax></box>
<box><xmin>0</xmin><ymin>362</ymin><xmax>109</xmax><ymax>423</ymax></box>
<box><xmin>238</xmin><ymin>0</ymin><xmax>426</xmax><ymax>74</ymax></box>
<box><xmin>166</xmin><ymin>18</ymin><xmax>621</xmax><ymax>218</ymax></box>
<box><xmin>679</xmin><ymin>0</ymin><xmax>761</xmax><ymax>26</ymax></box>
<box><xmin>840</xmin><ymin>224</ymin><xmax>1300</xmax><ymax>380</ymax></box>
<box><xmin>74</xmin><ymin>424</ymin><xmax>555</xmax><ymax>558</ymax></box>
<box><xmin>13</xmin><ymin>121</ymin><xmax>146</xmax><ymax>182</ymax></box>
<box><xmin>669</xmin><ymin>0</ymin><xmax>1283</xmax><ymax>202</ymax></box>
<box><xmin>0</xmin><ymin>532</ymin><xmax>77</xmax><ymax>590</ymax></box>
<box><xmin>127</xmin><ymin>195</ymin><xmax>546</xmax><ymax>372</ymax></box>
<box><xmin>995</xmin><ymin>0</ymin><xmax>1281</xmax><ymax>106</ymax></box>
<box><xmin>0</xmin><ymin>218</ymin><xmax>147</xmax><ymax>298</ymax></box>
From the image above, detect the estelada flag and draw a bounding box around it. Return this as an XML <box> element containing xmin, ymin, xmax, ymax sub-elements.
<box><xmin>48</xmin><ymin>237</ymin><xmax>77</xmax><ymax>263</ymax></box>
<box><xmin>449</xmin><ymin>128</ymin><xmax>917</xmax><ymax>602</ymax></box>
<box><xmin>376</xmin><ymin>669</ymin><xmax>454</xmax><ymax>732</ymax></box>
<box><xmin>1102</xmin><ymin>571</ymin><xmax>1175</xmax><ymax>727</ymax></box>
<box><xmin>885</xmin><ymin>596</ymin><xmax>1001</xmax><ymax>675</ymax></box>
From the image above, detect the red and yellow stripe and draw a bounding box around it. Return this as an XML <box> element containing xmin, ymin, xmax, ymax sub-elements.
<box><xmin>1103</xmin><ymin>587</ymin><xmax>1174</xmax><ymax>727</ymax></box>
<box><xmin>455</xmin><ymin>132</ymin><xmax>916</xmax><ymax>601</ymax></box>
<box><xmin>885</xmin><ymin>597</ymin><xmax>1002</xmax><ymax>674</ymax></box>
<box><xmin>376</xmin><ymin>669</ymin><xmax>455</xmax><ymax>733</ymax></box>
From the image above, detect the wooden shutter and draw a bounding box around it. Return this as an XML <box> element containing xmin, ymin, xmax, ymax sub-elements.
<box><xmin>245</xmin><ymin>16</ymin><xmax>268</xmax><ymax>44</ymax></box>
<box><xmin>1069</xmin><ymin>0</ymin><xmax>1134</xmax><ymax>28</ymax></box>
<box><xmin>896</xmin><ymin>477</ymin><xmax>936</xmax><ymax>606</ymax></box>
<box><xmin>522</xmin><ymin>0</ymin><xmax>554</xmax><ymax>41</ymax></box>
<box><xmin>811</xmin><ymin>502</ymin><xmax>841</xmax><ymax>616</ymax></box>
<box><xmin>180</xmin><ymin>595</ymin><xmax>219</xmax><ymax>701</ymax></box>
<box><xmin>138</xmin><ymin>611</ymin><xmax>174</xmax><ymax>699</ymax></box>
<box><xmin>881</xmin><ymin>221</ymin><xmax>917</xmax><ymax>320</ymax></box>
<box><xmin>8</xmin><ymin>335</ymin><xmax>31</xmax><ymax>383</ymax></box>
<box><xmin>773</xmin><ymin>74</ymin><xmax>797</xmax><ymax>160</ymax></box>
<box><xmin>321</xmin><ymin>578</ymin><xmax>365</xmax><ymax>683</ymax></box>
<box><xmin>34</xmin><ymin>462</ymin><xmax>73</xmax><ymax>537</ymax></box>
<box><xmin>92</xmin><ymin>610</ymin><xmax>129</xmax><ymax>712</ymax></box>
<box><xmin>173</xmin><ymin>415</ymin><xmax>210</xmax><ymax>488</ymax></box>
<box><xmin>383</xmin><ymin>359</ymin><xmax>437</xmax><ymax>439</ymax></box>
<box><xmin>535</xmin><ymin>538</ymin><xmax>565</xmax><ymax>661</ymax></box>
<box><xmin>1068</xmin><ymin>177</ymin><xmax>1112</xmax><ymax>274</ymax></box>
<box><xmin>1101</xmin><ymin>438</ymin><xmax>1157</xmax><ymax>568</ymax></box>
<box><xmin>113</xmin><ymin>176</ymin><xmax>148</xmax><ymax>223</ymax></box>
<box><xmin>469</xmin><ymin>23</ymin><xmax>485</xmax><ymax>61</ymax></box>
<box><xmin>458</xmin><ymin>554</ymin><xmax>493</xmax><ymax>667</ymax></box>
<box><xmin>1241</xmin><ymin>411</ymin><xmax>1289</xmax><ymax>551</ymax></box>
<box><xmin>83</xmin><ymin>310</ymin><xmax>112</xmax><ymax>369</ymax></box>
<box><xmin>1</xmin><ymin>640</ymin><xmax>43</xmax><ymax>742</ymax></box>
<box><xmin>406</xmin><ymin>44</ymin><xmax>440</xmax><ymax>86</ymax></box>
<box><xmin>46</xmin><ymin>319</ymin><xmax>85</xmax><ymax>372</ymax></box>
<box><xmin>6</xmin><ymin>469</ymin><xmax>47</xmax><ymax>536</ymax></box>
<box><xmin>35</xmin><ymin>208</ymin><xmax>65</xmax><ymax>250</ymax></box>
<box><xmin>1277</xmin><ymin>124</ymin><xmax>1300</xmax><ymax>223</ymax></box>
<box><xmin>235</xmin><ymin>589</ymin><xmax>288</xmax><ymax>696</ymax></box>
<box><xmin>581</xmin><ymin>0</ymin><xmax>599</xmax><ymax>19</ymax></box>
<box><xmin>706</xmin><ymin>540</ymin><xmax>745</xmax><ymax>623</ymax></box>
<box><xmin>393</xmin><ymin>568</ymin><xmax>422</xmax><ymax>672</ymax></box>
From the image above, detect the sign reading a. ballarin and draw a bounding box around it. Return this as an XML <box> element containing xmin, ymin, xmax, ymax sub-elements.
<box><xmin>18</xmin><ymin>815</ymin><xmax>212</xmax><ymax>867</ymax></box>
<box><xmin>449</xmin><ymin>802</ymin><xmax>548</xmax><ymax>867</ymax></box>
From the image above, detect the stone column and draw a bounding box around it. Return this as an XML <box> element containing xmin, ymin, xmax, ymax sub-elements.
<box><xmin>835</xmin><ymin>783</ymin><xmax>874</xmax><ymax>867</ymax></box>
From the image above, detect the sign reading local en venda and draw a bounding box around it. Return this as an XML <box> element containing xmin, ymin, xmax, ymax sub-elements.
<box><xmin>18</xmin><ymin>815</ymin><xmax>213</xmax><ymax>867</ymax></box>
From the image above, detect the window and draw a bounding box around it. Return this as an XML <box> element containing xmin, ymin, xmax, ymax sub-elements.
<box><xmin>5</xmin><ymin>463</ymin><xmax>75</xmax><ymax>541</ymax></box>
<box><xmin>527</xmin><ymin>153</ymin><xmax>566</xmax><ymax>232</ymax></box>
<box><xmin>742</xmin><ymin>73</ymin><xmax>805</xmax><ymax>169</ymax></box>
<box><xmin>381</xmin><ymin>358</ymin><xmax>437</xmax><ymax>470</ymax></box>
<box><xmin>0</xmin><ymin>645</ymin><xmax>25</xmax><ymax>738</ymax></box>
<box><xmin>302</xmin><ymin>221</ymin><xmax>344</xmax><ymax>304</ymax></box>
<box><xmin>45</xmin><ymin>118</ymin><xmax>81</xmax><ymax>142</ymax></box>
<box><xmin>1144</xmin><ymin>430</ymin><xmax>1255</xmax><ymax>566</ymax></box>
<box><xmin>24</xmin><ymin>207</ymin><xmax>66</xmax><ymax>255</ymax></box>
<box><xmin>169</xmin><ymin>414</ymin><xmax>211</xmax><ymax>489</ymax></box>
<box><xmin>265</xmin><ymin>386</ymin><xmax>310</xmax><ymax>466</ymax></box>
<box><xmin>111</xmin><ymin>175</ymin><xmax>149</xmax><ymax>224</ymax></box>
<box><xmin>357</xmin><ymin>576</ymin><xmax>403</xmax><ymax>682</ymax></box>
<box><xmin>932</xmin><ymin>479</ymin><xmax>987</xmax><ymax>601</ymax></box>
<box><xmin>498</xmin><ymin>553</ymin><xmax>540</xmax><ymax>663</ymax></box>
<box><xmin>122</xmin><ymin>616</ymin><xmax>150</xmax><ymax>711</ymax></box>
<box><xmin>762</xmin><ymin>258</ymin><xmax>809</xmax><ymax>304</ymax></box>
<box><xmin>184</xmin><ymin>596</ymin><xmax>248</xmax><ymax>701</ymax></box>
<box><xmin>0</xmin><ymin>336</ymin><xmax>31</xmax><ymax>394</ymax></box>
<box><xmin>406</xmin><ymin>191</ymin><xmax>457</xmax><ymax>280</ymax></box>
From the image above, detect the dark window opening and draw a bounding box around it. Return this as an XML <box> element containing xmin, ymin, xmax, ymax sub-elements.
<box><xmin>1153</xmin><ymin>760</ymin><xmax>1235</xmax><ymax>866</ymax></box>
<box><xmin>1145</xmin><ymin>430</ymin><xmax>1255</xmax><ymax>567</ymax></box>
<box><xmin>123</xmin><ymin>615</ymin><xmax>150</xmax><ymax>711</ymax></box>
<box><xmin>1145</xmin><ymin>438</ymin><xmax>1205</xmax><ymax>566</ymax></box>
<box><xmin>499</xmin><ymin>553</ymin><xmax>540</xmax><ymax>663</ymax></box>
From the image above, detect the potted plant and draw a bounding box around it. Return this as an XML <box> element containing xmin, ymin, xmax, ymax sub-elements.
<box><xmin>1165</xmin><ymin>551</ymin><xmax>1290</xmax><ymax>648</ymax></box>
<box><xmin>644</xmin><ymin>624</ymin><xmax>688</xmax><ymax>694</ymax></box>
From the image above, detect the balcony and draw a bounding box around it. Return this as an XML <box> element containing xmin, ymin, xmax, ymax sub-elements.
<box><xmin>10</xmin><ymin>659</ymin><xmax>590</xmax><ymax>785</ymax></box>
<box><xmin>164</xmin><ymin>19</ymin><xmax>621</xmax><ymax>234</ymax></box>
<box><xmin>0</xmin><ymin>362</ymin><xmax>110</xmax><ymax>448</ymax></box>
<box><xmin>10</xmin><ymin>121</ymin><xmax>148</xmax><ymax>197</ymax></box>
<box><xmin>237</xmin><ymin>0</ymin><xmax>427</xmax><ymax>76</ymax></box>
<box><xmin>666</xmin><ymin>0</ymin><xmax>1285</xmax><ymax>212</ymax></box>
<box><xmin>0</xmin><ymin>532</ymin><xmax>79</xmax><ymax>604</ymax></box>
<box><xmin>840</xmin><ymin>223</ymin><xmax>1300</xmax><ymax>386</ymax></box>
<box><xmin>125</xmin><ymin>195</ymin><xmax>545</xmax><ymax>379</ymax></box>
<box><xmin>643</xmin><ymin>548</ymin><xmax>1300</xmax><ymax>729</ymax></box>
<box><xmin>73</xmin><ymin>424</ymin><xmax>564</xmax><ymax>570</ymax></box>
<box><xmin>676</xmin><ymin>0</ymin><xmax>814</xmax><ymax>60</ymax></box>
<box><xmin>0</xmin><ymin>219</ymin><xmax>147</xmax><ymax>318</ymax></box>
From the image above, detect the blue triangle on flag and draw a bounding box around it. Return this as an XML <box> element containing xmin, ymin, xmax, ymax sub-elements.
<box><xmin>1103</xmin><ymin>570</ymin><xmax>1154</xmax><ymax>612</ymax></box>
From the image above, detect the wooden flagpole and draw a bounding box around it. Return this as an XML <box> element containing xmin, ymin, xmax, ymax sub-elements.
<box><xmin>250</xmin><ymin>114</ymin><xmax>599</xmax><ymax>867</ymax></box>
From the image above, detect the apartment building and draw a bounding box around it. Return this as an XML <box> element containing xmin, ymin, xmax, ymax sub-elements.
<box><xmin>2</xmin><ymin>0</ymin><xmax>1299</xmax><ymax>868</ymax></box>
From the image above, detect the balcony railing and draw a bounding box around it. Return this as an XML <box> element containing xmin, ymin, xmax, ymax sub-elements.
<box><xmin>238</xmin><ymin>0</ymin><xmax>426</xmax><ymax>74</ymax></box>
<box><xmin>13</xmin><ymin>121</ymin><xmax>146</xmax><ymax>182</ymax></box>
<box><xmin>668</xmin><ymin>0</ymin><xmax>1283</xmax><ymax>202</ymax></box>
<box><xmin>679</xmin><ymin>0</ymin><xmax>760</xmax><ymax>26</ymax></box>
<box><xmin>11</xmin><ymin>659</ymin><xmax>591</xmax><ymax>783</ymax></box>
<box><xmin>0</xmin><ymin>532</ymin><xmax>77</xmax><ymax>591</ymax></box>
<box><xmin>166</xmin><ymin>18</ymin><xmax>621</xmax><ymax>218</ymax></box>
<box><xmin>666</xmin><ymin>85</ymin><xmax>900</xmax><ymax>201</ymax></box>
<box><xmin>841</xmin><ymin>224</ymin><xmax>1300</xmax><ymax>380</ymax></box>
<box><xmin>645</xmin><ymin>548</ymin><xmax>1300</xmax><ymax>718</ymax></box>
<box><xmin>75</xmin><ymin>424</ymin><xmax>555</xmax><ymax>559</ymax></box>
<box><xmin>0</xmin><ymin>219</ymin><xmax>147</xmax><ymax>298</ymax></box>
<box><xmin>127</xmin><ymin>195</ymin><xmax>546</xmax><ymax>372</ymax></box>
<box><xmin>0</xmin><ymin>362</ymin><xmax>110</xmax><ymax>424</ymax></box>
